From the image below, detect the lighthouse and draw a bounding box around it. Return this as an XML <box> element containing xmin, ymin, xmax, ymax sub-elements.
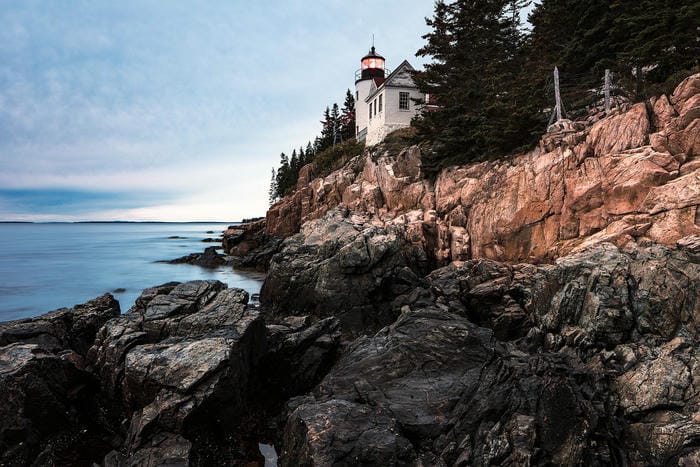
<box><xmin>354</xmin><ymin>45</ymin><xmax>424</xmax><ymax>145</ymax></box>
<box><xmin>354</xmin><ymin>46</ymin><xmax>386</xmax><ymax>141</ymax></box>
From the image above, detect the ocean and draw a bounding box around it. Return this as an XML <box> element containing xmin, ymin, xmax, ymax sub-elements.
<box><xmin>0</xmin><ymin>222</ymin><xmax>265</xmax><ymax>322</ymax></box>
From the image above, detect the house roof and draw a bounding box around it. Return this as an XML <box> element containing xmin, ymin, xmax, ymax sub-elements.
<box><xmin>365</xmin><ymin>60</ymin><xmax>417</xmax><ymax>102</ymax></box>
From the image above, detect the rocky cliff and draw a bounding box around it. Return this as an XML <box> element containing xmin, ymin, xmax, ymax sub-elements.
<box><xmin>266</xmin><ymin>73</ymin><xmax>700</xmax><ymax>265</ymax></box>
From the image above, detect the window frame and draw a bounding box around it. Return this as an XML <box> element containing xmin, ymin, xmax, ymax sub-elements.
<box><xmin>399</xmin><ymin>91</ymin><xmax>410</xmax><ymax>111</ymax></box>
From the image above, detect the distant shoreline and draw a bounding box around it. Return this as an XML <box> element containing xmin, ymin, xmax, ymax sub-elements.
<box><xmin>0</xmin><ymin>220</ymin><xmax>243</xmax><ymax>225</ymax></box>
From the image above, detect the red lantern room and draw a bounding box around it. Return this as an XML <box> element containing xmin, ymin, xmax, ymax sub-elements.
<box><xmin>357</xmin><ymin>46</ymin><xmax>386</xmax><ymax>82</ymax></box>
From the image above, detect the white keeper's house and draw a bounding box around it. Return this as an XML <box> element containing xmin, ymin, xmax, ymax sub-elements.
<box><xmin>354</xmin><ymin>46</ymin><xmax>425</xmax><ymax>146</ymax></box>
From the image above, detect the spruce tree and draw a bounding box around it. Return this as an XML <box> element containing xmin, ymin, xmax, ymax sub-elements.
<box><xmin>611</xmin><ymin>0</ymin><xmax>700</xmax><ymax>97</ymax></box>
<box><xmin>413</xmin><ymin>0</ymin><xmax>535</xmax><ymax>175</ymax></box>
<box><xmin>298</xmin><ymin>146</ymin><xmax>306</xmax><ymax>168</ymax></box>
<box><xmin>305</xmin><ymin>141</ymin><xmax>315</xmax><ymax>164</ymax></box>
<box><xmin>330</xmin><ymin>103</ymin><xmax>341</xmax><ymax>145</ymax></box>
<box><xmin>268</xmin><ymin>168</ymin><xmax>277</xmax><ymax>205</ymax></box>
<box><xmin>340</xmin><ymin>89</ymin><xmax>356</xmax><ymax>141</ymax></box>
<box><xmin>317</xmin><ymin>107</ymin><xmax>334</xmax><ymax>152</ymax></box>
<box><xmin>289</xmin><ymin>149</ymin><xmax>299</xmax><ymax>178</ymax></box>
<box><xmin>275</xmin><ymin>152</ymin><xmax>290</xmax><ymax>198</ymax></box>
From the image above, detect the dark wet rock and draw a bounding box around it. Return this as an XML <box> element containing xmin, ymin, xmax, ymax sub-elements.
<box><xmin>112</xmin><ymin>288</ymin><xmax>127</xmax><ymax>294</ymax></box>
<box><xmin>230</xmin><ymin>236</ymin><xmax>283</xmax><ymax>271</ymax></box>
<box><xmin>0</xmin><ymin>344</ymin><xmax>109</xmax><ymax>466</ymax></box>
<box><xmin>0</xmin><ymin>294</ymin><xmax>120</xmax><ymax>356</ymax></box>
<box><xmin>0</xmin><ymin>296</ymin><xmax>120</xmax><ymax>466</ymax></box>
<box><xmin>612</xmin><ymin>337</ymin><xmax>700</xmax><ymax>465</ymax></box>
<box><xmin>223</xmin><ymin>218</ymin><xmax>282</xmax><ymax>271</ymax></box>
<box><xmin>261</xmin><ymin>209</ymin><xmax>428</xmax><ymax>334</ymax></box>
<box><xmin>276</xmin><ymin>238</ymin><xmax>700</xmax><ymax>465</ymax></box>
<box><xmin>166</xmin><ymin>246</ymin><xmax>225</xmax><ymax>268</ymax></box>
<box><xmin>280</xmin><ymin>307</ymin><xmax>614</xmax><ymax>466</ymax></box>
<box><xmin>89</xmin><ymin>280</ymin><xmax>267</xmax><ymax>466</ymax></box>
<box><xmin>201</xmin><ymin>237</ymin><xmax>222</xmax><ymax>242</ymax></box>
<box><xmin>263</xmin><ymin>316</ymin><xmax>342</xmax><ymax>400</ymax></box>
<box><xmin>424</xmin><ymin>240</ymin><xmax>700</xmax><ymax>353</ymax></box>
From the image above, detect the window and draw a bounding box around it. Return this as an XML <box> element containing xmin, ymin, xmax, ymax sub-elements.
<box><xmin>369</xmin><ymin>104</ymin><xmax>372</xmax><ymax>120</ymax></box>
<box><xmin>356</xmin><ymin>91</ymin><xmax>359</xmax><ymax>101</ymax></box>
<box><xmin>399</xmin><ymin>92</ymin><xmax>409</xmax><ymax>110</ymax></box>
<box><xmin>378</xmin><ymin>94</ymin><xmax>383</xmax><ymax>113</ymax></box>
<box><xmin>373</xmin><ymin>99</ymin><xmax>377</xmax><ymax>116</ymax></box>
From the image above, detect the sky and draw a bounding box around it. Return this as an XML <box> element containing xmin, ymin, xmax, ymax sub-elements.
<box><xmin>0</xmin><ymin>0</ymin><xmax>434</xmax><ymax>222</ymax></box>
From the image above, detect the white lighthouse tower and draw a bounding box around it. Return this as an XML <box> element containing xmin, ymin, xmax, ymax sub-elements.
<box><xmin>354</xmin><ymin>46</ymin><xmax>386</xmax><ymax>142</ymax></box>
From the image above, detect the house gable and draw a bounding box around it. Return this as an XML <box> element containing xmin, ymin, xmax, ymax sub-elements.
<box><xmin>365</xmin><ymin>60</ymin><xmax>417</xmax><ymax>102</ymax></box>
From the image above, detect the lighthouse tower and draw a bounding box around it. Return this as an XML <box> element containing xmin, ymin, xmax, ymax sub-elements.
<box><xmin>354</xmin><ymin>46</ymin><xmax>386</xmax><ymax>140</ymax></box>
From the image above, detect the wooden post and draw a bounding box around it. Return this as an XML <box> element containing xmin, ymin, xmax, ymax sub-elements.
<box><xmin>554</xmin><ymin>66</ymin><xmax>562</xmax><ymax>121</ymax></box>
<box><xmin>604</xmin><ymin>69</ymin><xmax>611</xmax><ymax>112</ymax></box>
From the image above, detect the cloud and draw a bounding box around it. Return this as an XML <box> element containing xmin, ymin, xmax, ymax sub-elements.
<box><xmin>0</xmin><ymin>0</ymin><xmax>434</xmax><ymax>221</ymax></box>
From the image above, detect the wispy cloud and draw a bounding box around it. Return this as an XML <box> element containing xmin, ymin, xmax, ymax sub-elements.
<box><xmin>0</xmin><ymin>0</ymin><xmax>432</xmax><ymax>221</ymax></box>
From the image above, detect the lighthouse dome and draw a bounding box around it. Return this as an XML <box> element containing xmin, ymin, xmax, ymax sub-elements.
<box><xmin>357</xmin><ymin>46</ymin><xmax>386</xmax><ymax>82</ymax></box>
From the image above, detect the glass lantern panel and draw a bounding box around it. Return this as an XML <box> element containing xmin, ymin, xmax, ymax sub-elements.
<box><xmin>362</xmin><ymin>58</ymin><xmax>385</xmax><ymax>70</ymax></box>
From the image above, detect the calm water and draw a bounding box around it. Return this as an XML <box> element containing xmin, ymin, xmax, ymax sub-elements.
<box><xmin>0</xmin><ymin>222</ymin><xmax>265</xmax><ymax>321</ymax></box>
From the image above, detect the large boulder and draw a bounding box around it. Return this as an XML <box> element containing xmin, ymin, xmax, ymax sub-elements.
<box><xmin>0</xmin><ymin>295</ymin><xmax>120</xmax><ymax>466</ymax></box>
<box><xmin>260</xmin><ymin>208</ymin><xmax>428</xmax><ymax>334</ymax></box>
<box><xmin>0</xmin><ymin>294</ymin><xmax>120</xmax><ymax>356</ymax></box>
<box><xmin>281</xmin><ymin>307</ymin><xmax>613</xmax><ymax>466</ymax></box>
<box><xmin>262</xmin><ymin>316</ymin><xmax>342</xmax><ymax>401</ymax></box>
<box><xmin>88</xmin><ymin>281</ymin><xmax>267</xmax><ymax>466</ymax></box>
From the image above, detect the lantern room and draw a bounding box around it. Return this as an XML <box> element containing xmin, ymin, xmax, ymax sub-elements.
<box><xmin>357</xmin><ymin>46</ymin><xmax>386</xmax><ymax>82</ymax></box>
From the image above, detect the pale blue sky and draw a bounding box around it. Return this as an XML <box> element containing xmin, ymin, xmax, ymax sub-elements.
<box><xmin>0</xmin><ymin>1</ymin><xmax>433</xmax><ymax>221</ymax></box>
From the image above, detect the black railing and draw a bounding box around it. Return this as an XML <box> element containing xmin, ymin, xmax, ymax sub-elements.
<box><xmin>355</xmin><ymin>68</ymin><xmax>392</xmax><ymax>81</ymax></box>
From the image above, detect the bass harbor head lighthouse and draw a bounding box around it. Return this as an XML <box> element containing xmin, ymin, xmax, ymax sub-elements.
<box><xmin>354</xmin><ymin>44</ymin><xmax>424</xmax><ymax>146</ymax></box>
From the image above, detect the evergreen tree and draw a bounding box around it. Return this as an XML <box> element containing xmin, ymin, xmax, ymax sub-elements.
<box><xmin>525</xmin><ymin>0</ymin><xmax>618</xmax><ymax>113</ymax></box>
<box><xmin>412</xmin><ymin>0</ymin><xmax>535</xmax><ymax>175</ymax></box>
<box><xmin>482</xmin><ymin>0</ymin><xmax>538</xmax><ymax>154</ymax></box>
<box><xmin>317</xmin><ymin>107</ymin><xmax>334</xmax><ymax>152</ymax></box>
<box><xmin>298</xmin><ymin>146</ymin><xmax>306</xmax><ymax>168</ymax></box>
<box><xmin>268</xmin><ymin>168</ymin><xmax>277</xmax><ymax>205</ymax></box>
<box><xmin>610</xmin><ymin>0</ymin><xmax>700</xmax><ymax>97</ymax></box>
<box><xmin>290</xmin><ymin>149</ymin><xmax>298</xmax><ymax>173</ymax></box>
<box><xmin>330</xmin><ymin>103</ymin><xmax>341</xmax><ymax>145</ymax></box>
<box><xmin>305</xmin><ymin>141</ymin><xmax>315</xmax><ymax>164</ymax></box>
<box><xmin>340</xmin><ymin>89</ymin><xmax>356</xmax><ymax>142</ymax></box>
<box><xmin>275</xmin><ymin>152</ymin><xmax>291</xmax><ymax>198</ymax></box>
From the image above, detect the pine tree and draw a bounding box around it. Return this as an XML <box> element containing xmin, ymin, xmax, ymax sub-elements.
<box><xmin>340</xmin><ymin>89</ymin><xmax>356</xmax><ymax>142</ymax></box>
<box><xmin>305</xmin><ymin>141</ymin><xmax>315</xmax><ymax>164</ymax></box>
<box><xmin>330</xmin><ymin>103</ymin><xmax>341</xmax><ymax>145</ymax></box>
<box><xmin>610</xmin><ymin>0</ymin><xmax>700</xmax><ymax>97</ymax></box>
<box><xmin>298</xmin><ymin>146</ymin><xmax>306</xmax><ymax>168</ymax></box>
<box><xmin>412</xmin><ymin>0</ymin><xmax>535</xmax><ymax>175</ymax></box>
<box><xmin>268</xmin><ymin>167</ymin><xmax>277</xmax><ymax>205</ymax></box>
<box><xmin>289</xmin><ymin>149</ymin><xmax>299</xmax><ymax>174</ymax></box>
<box><xmin>275</xmin><ymin>152</ymin><xmax>290</xmax><ymax>198</ymax></box>
<box><xmin>317</xmin><ymin>107</ymin><xmax>334</xmax><ymax>152</ymax></box>
<box><xmin>480</xmin><ymin>0</ymin><xmax>539</xmax><ymax>154</ymax></box>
